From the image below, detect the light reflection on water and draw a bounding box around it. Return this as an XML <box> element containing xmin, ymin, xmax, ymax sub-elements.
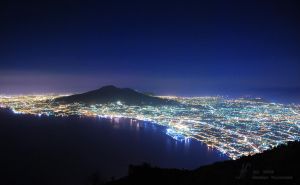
<box><xmin>95</xmin><ymin>115</ymin><xmax>227</xmax><ymax>159</ymax></box>
<box><xmin>0</xmin><ymin>108</ymin><xmax>230</xmax><ymax>185</ymax></box>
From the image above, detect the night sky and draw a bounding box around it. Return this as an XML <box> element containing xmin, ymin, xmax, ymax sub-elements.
<box><xmin>0</xmin><ymin>0</ymin><xmax>299</xmax><ymax>96</ymax></box>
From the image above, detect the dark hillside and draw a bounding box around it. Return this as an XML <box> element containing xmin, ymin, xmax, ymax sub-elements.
<box><xmin>107</xmin><ymin>141</ymin><xmax>300</xmax><ymax>185</ymax></box>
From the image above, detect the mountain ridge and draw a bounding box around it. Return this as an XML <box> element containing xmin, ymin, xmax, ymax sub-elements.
<box><xmin>106</xmin><ymin>141</ymin><xmax>300</xmax><ymax>185</ymax></box>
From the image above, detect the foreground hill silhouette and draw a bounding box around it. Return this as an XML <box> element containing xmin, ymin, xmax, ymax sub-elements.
<box><xmin>106</xmin><ymin>141</ymin><xmax>300</xmax><ymax>185</ymax></box>
<box><xmin>55</xmin><ymin>85</ymin><xmax>177</xmax><ymax>105</ymax></box>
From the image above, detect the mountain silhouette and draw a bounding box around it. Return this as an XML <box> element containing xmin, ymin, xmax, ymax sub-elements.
<box><xmin>55</xmin><ymin>85</ymin><xmax>177</xmax><ymax>105</ymax></box>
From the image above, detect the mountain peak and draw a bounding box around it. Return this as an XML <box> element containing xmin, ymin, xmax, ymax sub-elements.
<box><xmin>55</xmin><ymin>85</ymin><xmax>177</xmax><ymax>106</ymax></box>
<box><xmin>98</xmin><ymin>85</ymin><xmax>118</xmax><ymax>90</ymax></box>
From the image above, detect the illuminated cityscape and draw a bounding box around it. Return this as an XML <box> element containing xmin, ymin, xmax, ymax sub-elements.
<box><xmin>1</xmin><ymin>95</ymin><xmax>299</xmax><ymax>159</ymax></box>
<box><xmin>1</xmin><ymin>0</ymin><xmax>300</xmax><ymax>184</ymax></box>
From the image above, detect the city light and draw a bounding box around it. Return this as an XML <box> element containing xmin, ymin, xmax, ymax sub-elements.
<box><xmin>1</xmin><ymin>95</ymin><xmax>299</xmax><ymax>159</ymax></box>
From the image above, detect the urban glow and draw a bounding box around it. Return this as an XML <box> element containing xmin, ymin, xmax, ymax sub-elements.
<box><xmin>1</xmin><ymin>95</ymin><xmax>300</xmax><ymax>159</ymax></box>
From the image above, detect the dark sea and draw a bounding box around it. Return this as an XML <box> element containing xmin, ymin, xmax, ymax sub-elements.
<box><xmin>0</xmin><ymin>108</ymin><xmax>229</xmax><ymax>185</ymax></box>
<box><xmin>228</xmin><ymin>88</ymin><xmax>300</xmax><ymax>104</ymax></box>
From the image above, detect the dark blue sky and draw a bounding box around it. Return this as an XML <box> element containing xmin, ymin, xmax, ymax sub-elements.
<box><xmin>0</xmin><ymin>0</ymin><xmax>299</xmax><ymax>96</ymax></box>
